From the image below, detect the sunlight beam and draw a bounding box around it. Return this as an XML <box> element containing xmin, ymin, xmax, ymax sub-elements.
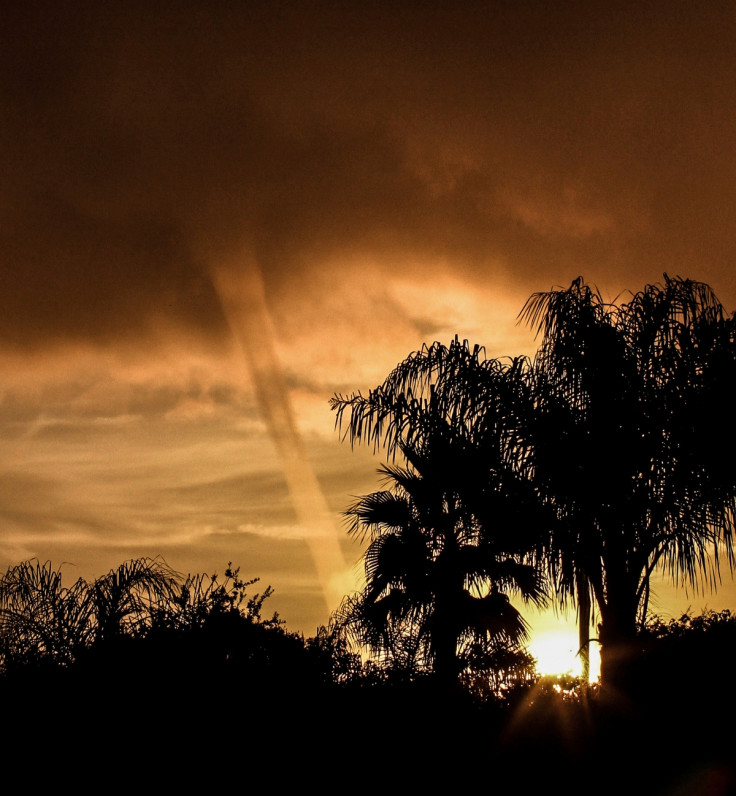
<box><xmin>211</xmin><ymin>256</ymin><xmax>352</xmax><ymax>616</ymax></box>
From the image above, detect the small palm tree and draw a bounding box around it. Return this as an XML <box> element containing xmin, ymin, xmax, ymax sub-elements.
<box><xmin>0</xmin><ymin>557</ymin><xmax>179</xmax><ymax>671</ymax></box>
<box><xmin>84</xmin><ymin>557</ymin><xmax>178</xmax><ymax>644</ymax></box>
<box><xmin>0</xmin><ymin>560</ymin><xmax>91</xmax><ymax>670</ymax></box>
<box><xmin>335</xmin><ymin>456</ymin><xmax>545</xmax><ymax>687</ymax></box>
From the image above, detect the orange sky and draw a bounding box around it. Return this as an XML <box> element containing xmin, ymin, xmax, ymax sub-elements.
<box><xmin>1</xmin><ymin>1</ymin><xmax>735</xmax><ymax>640</ymax></box>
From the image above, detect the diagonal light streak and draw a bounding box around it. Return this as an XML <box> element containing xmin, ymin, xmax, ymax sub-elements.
<box><xmin>211</xmin><ymin>255</ymin><xmax>351</xmax><ymax>617</ymax></box>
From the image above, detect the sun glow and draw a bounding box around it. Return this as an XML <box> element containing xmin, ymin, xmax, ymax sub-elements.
<box><xmin>529</xmin><ymin>630</ymin><xmax>600</xmax><ymax>681</ymax></box>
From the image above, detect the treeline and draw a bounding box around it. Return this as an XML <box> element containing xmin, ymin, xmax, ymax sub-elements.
<box><xmin>1</xmin><ymin>555</ymin><xmax>735</xmax><ymax>792</ymax></box>
<box><xmin>2</xmin><ymin>555</ymin><xmax>735</xmax><ymax>704</ymax></box>
<box><xmin>0</xmin><ymin>556</ymin><xmax>532</xmax><ymax>696</ymax></box>
<box><xmin>0</xmin><ymin>557</ymin><xmax>331</xmax><ymax>686</ymax></box>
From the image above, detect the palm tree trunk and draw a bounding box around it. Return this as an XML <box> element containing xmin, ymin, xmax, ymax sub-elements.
<box><xmin>576</xmin><ymin>570</ymin><xmax>590</xmax><ymax>684</ymax></box>
<box><xmin>431</xmin><ymin>590</ymin><xmax>462</xmax><ymax>688</ymax></box>
<box><xmin>597</xmin><ymin>574</ymin><xmax>641</xmax><ymax>696</ymax></box>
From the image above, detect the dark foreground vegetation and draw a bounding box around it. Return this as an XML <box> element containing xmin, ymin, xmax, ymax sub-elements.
<box><xmin>0</xmin><ymin>557</ymin><xmax>734</xmax><ymax>793</ymax></box>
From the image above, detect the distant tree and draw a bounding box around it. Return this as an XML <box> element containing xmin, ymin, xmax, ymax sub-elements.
<box><xmin>460</xmin><ymin>637</ymin><xmax>537</xmax><ymax>700</ymax></box>
<box><xmin>0</xmin><ymin>557</ymin><xmax>328</xmax><ymax>768</ymax></box>
<box><xmin>148</xmin><ymin>561</ymin><xmax>280</xmax><ymax>634</ymax></box>
<box><xmin>85</xmin><ymin>557</ymin><xmax>179</xmax><ymax>644</ymax></box>
<box><xmin>0</xmin><ymin>557</ymin><xmax>187</xmax><ymax>673</ymax></box>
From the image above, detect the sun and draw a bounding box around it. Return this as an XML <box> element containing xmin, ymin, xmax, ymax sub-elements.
<box><xmin>529</xmin><ymin>630</ymin><xmax>600</xmax><ymax>680</ymax></box>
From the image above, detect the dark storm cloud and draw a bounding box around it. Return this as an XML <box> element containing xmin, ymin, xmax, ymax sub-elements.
<box><xmin>3</xmin><ymin>0</ymin><xmax>735</xmax><ymax>353</ymax></box>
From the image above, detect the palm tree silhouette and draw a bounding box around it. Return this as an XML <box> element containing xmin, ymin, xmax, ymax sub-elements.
<box><xmin>333</xmin><ymin>275</ymin><xmax>736</xmax><ymax>695</ymax></box>
<box><xmin>86</xmin><ymin>557</ymin><xmax>178</xmax><ymax>644</ymax></box>
<box><xmin>522</xmin><ymin>275</ymin><xmax>736</xmax><ymax>693</ymax></box>
<box><xmin>0</xmin><ymin>557</ymin><xmax>178</xmax><ymax>670</ymax></box>
<box><xmin>332</xmin><ymin>340</ymin><xmax>546</xmax><ymax>686</ymax></box>
<box><xmin>335</xmin><ymin>462</ymin><xmax>545</xmax><ymax>687</ymax></box>
<box><xmin>0</xmin><ymin>560</ymin><xmax>90</xmax><ymax>670</ymax></box>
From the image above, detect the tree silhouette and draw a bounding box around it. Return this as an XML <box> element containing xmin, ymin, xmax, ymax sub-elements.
<box><xmin>86</xmin><ymin>556</ymin><xmax>179</xmax><ymax>645</ymax></box>
<box><xmin>522</xmin><ymin>275</ymin><xmax>736</xmax><ymax>693</ymax></box>
<box><xmin>335</xmin><ymin>459</ymin><xmax>545</xmax><ymax>687</ymax></box>
<box><xmin>0</xmin><ymin>557</ymin><xmax>182</xmax><ymax>670</ymax></box>
<box><xmin>0</xmin><ymin>559</ymin><xmax>92</xmax><ymax>671</ymax></box>
<box><xmin>333</xmin><ymin>275</ymin><xmax>736</xmax><ymax>695</ymax></box>
<box><xmin>331</xmin><ymin>339</ymin><xmax>546</xmax><ymax>688</ymax></box>
<box><xmin>0</xmin><ymin>557</ymin><xmax>282</xmax><ymax>678</ymax></box>
<box><xmin>0</xmin><ymin>557</ymin><xmax>336</xmax><ymax>776</ymax></box>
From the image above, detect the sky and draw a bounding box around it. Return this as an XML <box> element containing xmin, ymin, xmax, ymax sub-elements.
<box><xmin>1</xmin><ymin>1</ymin><xmax>735</xmax><ymax>647</ymax></box>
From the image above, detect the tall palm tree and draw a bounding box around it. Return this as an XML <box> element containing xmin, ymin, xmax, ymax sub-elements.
<box><xmin>521</xmin><ymin>275</ymin><xmax>736</xmax><ymax>692</ymax></box>
<box><xmin>331</xmin><ymin>340</ymin><xmax>547</xmax><ymax>686</ymax></box>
